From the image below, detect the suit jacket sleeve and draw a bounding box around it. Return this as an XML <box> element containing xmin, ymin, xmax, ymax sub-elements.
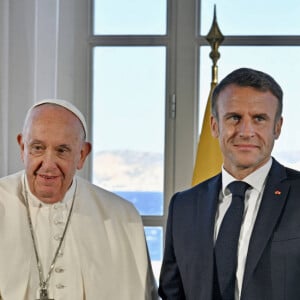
<box><xmin>158</xmin><ymin>193</ymin><xmax>185</xmax><ymax>299</ymax></box>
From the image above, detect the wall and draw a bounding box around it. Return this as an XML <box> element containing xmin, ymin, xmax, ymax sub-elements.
<box><xmin>0</xmin><ymin>0</ymin><xmax>90</xmax><ymax>178</ymax></box>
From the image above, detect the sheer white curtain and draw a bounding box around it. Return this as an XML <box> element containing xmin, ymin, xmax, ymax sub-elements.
<box><xmin>0</xmin><ymin>0</ymin><xmax>90</xmax><ymax>178</ymax></box>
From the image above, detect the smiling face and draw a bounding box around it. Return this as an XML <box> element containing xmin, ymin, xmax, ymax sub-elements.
<box><xmin>17</xmin><ymin>104</ymin><xmax>91</xmax><ymax>203</ymax></box>
<box><xmin>211</xmin><ymin>84</ymin><xmax>283</xmax><ymax>179</ymax></box>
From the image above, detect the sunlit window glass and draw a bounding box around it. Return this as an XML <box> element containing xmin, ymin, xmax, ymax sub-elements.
<box><xmin>200</xmin><ymin>0</ymin><xmax>300</xmax><ymax>35</ymax></box>
<box><xmin>92</xmin><ymin>46</ymin><xmax>166</xmax><ymax>216</ymax></box>
<box><xmin>94</xmin><ymin>0</ymin><xmax>167</xmax><ymax>35</ymax></box>
<box><xmin>145</xmin><ymin>226</ymin><xmax>163</xmax><ymax>280</ymax></box>
<box><xmin>199</xmin><ymin>46</ymin><xmax>300</xmax><ymax>170</ymax></box>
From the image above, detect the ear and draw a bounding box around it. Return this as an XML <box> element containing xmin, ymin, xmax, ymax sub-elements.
<box><xmin>274</xmin><ymin>117</ymin><xmax>283</xmax><ymax>139</ymax></box>
<box><xmin>210</xmin><ymin>115</ymin><xmax>219</xmax><ymax>138</ymax></box>
<box><xmin>17</xmin><ymin>133</ymin><xmax>25</xmax><ymax>161</ymax></box>
<box><xmin>17</xmin><ymin>133</ymin><xmax>23</xmax><ymax>146</ymax></box>
<box><xmin>77</xmin><ymin>142</ymin><xmax>92</xmax><ymax>170</ymax></box>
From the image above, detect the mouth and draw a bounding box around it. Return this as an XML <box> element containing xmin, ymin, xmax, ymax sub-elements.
<box><xmin>234</xmin><ymin>144</ymin><xmax>259</xmax><ymax>151</ymax></box>
<box><xmin>37</xmin><ymin>174</ymin><xmax>59</xmax><ymax>180</ymax></box>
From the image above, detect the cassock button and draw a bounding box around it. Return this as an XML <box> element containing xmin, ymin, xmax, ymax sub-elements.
<box><xmin>53</xmin><ymin>219</ymin><xmax>65</xmax><ymax>225</ymax></box>
<box><xmin>54</xmin><ymin>233</ymin><xmax>63</xmax><ymax>241</ymax></box>
<box><xmin>53</xmin><ymin>204</ymin><xmax>60</xmax><ymax>209</ymax></box>
<box><xmin>55</xmin><ymin>267</ymin><xmax>64</xmax><ymax>273</ymax></box>
<box><xmin>56</xmin><ymin>283</ymin><xmax>65</xmax><ymax>289</ymax></box>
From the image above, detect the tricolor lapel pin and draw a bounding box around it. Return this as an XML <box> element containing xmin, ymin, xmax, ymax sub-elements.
<box><xmin>274</xmin><ymin>190</ymin><xmax>281</xmax><ymax>195</ymax></box>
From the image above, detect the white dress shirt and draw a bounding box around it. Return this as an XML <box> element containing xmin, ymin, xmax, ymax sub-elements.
<box><xmin>214</xmin><ymin>158</ymin><xmax>272</xmax><ymax>300</ymax></box>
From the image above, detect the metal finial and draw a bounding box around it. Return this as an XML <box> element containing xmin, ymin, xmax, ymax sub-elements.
<box><xmin>205</xmin><ymin>5</ymin><xmax>224</xmax><ymax>84</ymax></box>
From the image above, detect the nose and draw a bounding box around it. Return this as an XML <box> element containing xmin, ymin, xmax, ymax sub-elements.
<box><xmin>41</xmin><ymin>151</ymin><xmax>58</xmax><ymax>169</ymax></box>
<box><xmin>238</xmin><ymin>118</ymin><xmax>255</xmax><ymax>138</ymax></box>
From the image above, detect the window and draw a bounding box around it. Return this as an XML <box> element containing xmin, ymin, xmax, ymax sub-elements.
<box><xmin>92</xmin><ymin>47</ymin><xmax>166</xmax><ymax>216</ymax></box>
<box><xmin>91</xmin><ymin>0</ymin><xmax>300</xmax><ymax>280</ymax></box>
<box><xmin>91</xmin><ymin>0</ymin><xmax>169</xmax><ymax>279</ymax></box>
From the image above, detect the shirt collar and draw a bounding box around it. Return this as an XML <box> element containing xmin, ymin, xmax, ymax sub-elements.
<box><xmin>22</xmin><ymin>171</ymin><xmax>76</xmax><ymax>208</ymax></box>
<box><xmin>222</xmin><ymin>158</ymin><xmax>273</xmax><ymax>196</ymax></box>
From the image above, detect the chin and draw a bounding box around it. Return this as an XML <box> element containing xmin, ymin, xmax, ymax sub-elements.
<box><xmin>36</xmin><ymin>189</ymin><xmax>56</xmax><ymax>199</ymax></box>
<box><xmin>237</xmin><ymin>159</ymin><xmax>264</xmax><ymax>170</ymax></box>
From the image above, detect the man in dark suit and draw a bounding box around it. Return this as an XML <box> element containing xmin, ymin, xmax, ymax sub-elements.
<box><xmin>158</xmin><ymin>67</ymin><xmax>300</xmax><ymax>300</ymax></box>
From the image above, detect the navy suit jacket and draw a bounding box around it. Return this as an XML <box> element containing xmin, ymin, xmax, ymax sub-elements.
<box><xmin>159</xmin><ymin>159</ymin><xmax>300</xmax><ymax>299</ymax></box>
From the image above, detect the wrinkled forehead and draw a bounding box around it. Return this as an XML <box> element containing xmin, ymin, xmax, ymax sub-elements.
<box><xmin>24</xmin><ymin>99</ymin><xmax>87</xmax><ymax>138</ymax></box>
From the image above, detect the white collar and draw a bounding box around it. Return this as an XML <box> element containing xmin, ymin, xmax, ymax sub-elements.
<box><xmin>221</xmin><ymin>158</ymin><xmax>273</xmax><ymax>196</ymax></box>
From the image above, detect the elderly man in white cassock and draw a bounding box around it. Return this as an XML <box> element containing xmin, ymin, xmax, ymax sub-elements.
<box><xmin>0</xmin><ymin>99</ymin><xmax>158</xmax><ymax>300</ymax></box>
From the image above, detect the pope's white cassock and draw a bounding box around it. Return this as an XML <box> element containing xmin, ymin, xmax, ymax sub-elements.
<box><xmin>0</xmin><ymin>171</ymin><xmax>158</xmax><ymax>300</ymax></box>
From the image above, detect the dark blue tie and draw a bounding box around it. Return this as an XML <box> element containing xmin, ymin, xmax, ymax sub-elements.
<box><xmin>214</xmin><ymin>181</ymin><xmax>250</xmax><ymax>300</ymax></box>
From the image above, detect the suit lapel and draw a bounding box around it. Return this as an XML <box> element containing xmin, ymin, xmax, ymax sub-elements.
<box><xmin>242</xmin><ymin>160</ymin><xmax>289</xmax><ymax>292</ymax></box>
<box><xmin>194</xmin><ymin>175</ymin><xmax>222</xmax><ymax>299</ymax></box>
<box><xmin>200</xmin><ymin>173</ymin><xmax>222</xmax><ymax>236</ymax></box>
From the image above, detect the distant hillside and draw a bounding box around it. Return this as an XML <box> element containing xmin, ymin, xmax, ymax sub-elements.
<box><xmin>93</xmin><ymin>150</ymin><xmax>163</xmax><ymax>191</ymax></box>
<box><xmin>92</xmin><ymin>150</ymin><xmax>300</xmax><ymax>192</ymax></box>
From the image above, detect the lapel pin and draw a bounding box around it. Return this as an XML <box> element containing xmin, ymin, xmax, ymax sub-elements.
<box><xmin>274</xmin><ymin>190</ymin><xmax>281</xmax><ymax>195</ymax></box>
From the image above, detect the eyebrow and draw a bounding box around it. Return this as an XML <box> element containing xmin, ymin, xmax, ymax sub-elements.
<box><xmin>252</xmin><ymin>112</ymin><xmax>269</xmax><ymax>118</ymax></box>
<box><xmin>26</xmin><ymin>140</ymin><xmax>72</xmax><ymax>149</ymax></box>
<box><xmin>56</xmin><ymin>144</ymin><xmax>72</xmax><ymax>150</ymax></box>
<box><xmin>26</xmin><ymin>139</ymin><xmax>44</xmax><ymax>145</ymax></box>
<box><xmin>224</xmin><ymin>111</ymin><xmax>270</xmax><ymax>117</ymax></box>
<box><xmin>223</xmin><ymin>112</ymin><xmax>241</xmax><ymax>118</ymax></box>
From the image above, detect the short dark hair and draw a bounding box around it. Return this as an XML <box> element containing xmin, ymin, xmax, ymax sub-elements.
<box><xmin>211</xmin><ymin>67</ymin><xmax>283</xmax><ymax>120</ymax></box>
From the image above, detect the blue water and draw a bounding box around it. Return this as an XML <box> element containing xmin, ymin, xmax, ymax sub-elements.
<box><xmin>115</xmin><ymin>191</ymin><xmax>163</xmax><ymax>216</ymax></box>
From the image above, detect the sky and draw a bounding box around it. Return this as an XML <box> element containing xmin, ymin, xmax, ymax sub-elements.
<box><xmin>201</xmin><ymin>0</ymin><xmax>300</xmax><ymax>35</ymax></box>
<box><xmin>93</xmin><ymin>46</ymin><xmax>166</xmax><ymax>154</ymax></box>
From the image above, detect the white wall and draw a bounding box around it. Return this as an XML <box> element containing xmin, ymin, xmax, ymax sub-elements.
<box><xmin>0</xmin><ymin>0</ymin><xmax>90</xmax><ymax>178</ymax></box>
